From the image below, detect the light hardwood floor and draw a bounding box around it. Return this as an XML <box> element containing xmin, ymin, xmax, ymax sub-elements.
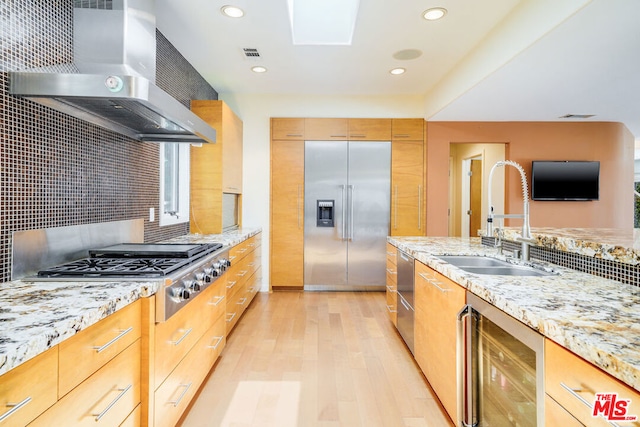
<box><xmin>179</xmin><ymin>291</ymin><xmax>453</xmax><ymax>427</ymax></box>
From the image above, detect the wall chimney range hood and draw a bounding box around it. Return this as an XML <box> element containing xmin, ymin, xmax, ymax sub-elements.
<box><xmin>9</xmin><ymin>0</ymin><xmax>216</xmax><ymax>145</ymax></box>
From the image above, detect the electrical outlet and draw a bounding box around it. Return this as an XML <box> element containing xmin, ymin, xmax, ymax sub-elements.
<box><xmin>149</xmin><ymin>208</ymin><xmax>155</xmax><ymax>222</ymax></box>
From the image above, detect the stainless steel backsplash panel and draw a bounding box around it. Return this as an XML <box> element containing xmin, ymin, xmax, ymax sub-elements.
<box><xmin>11</xmin><ymin>219</ymin><xmax>144</xmax><ymax>280</ymax></box>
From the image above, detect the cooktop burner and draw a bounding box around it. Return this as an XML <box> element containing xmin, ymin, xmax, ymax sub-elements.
<box><xmin>36</xmin><ymin>242</ymin><xmax>224</xmax><ymax>279</ymax></box>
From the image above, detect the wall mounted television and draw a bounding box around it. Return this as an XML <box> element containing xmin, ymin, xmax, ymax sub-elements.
<box><xmin>531</xmin><ymin>161</ymin><xmax>600</xmax><ymax>201</ymax></box>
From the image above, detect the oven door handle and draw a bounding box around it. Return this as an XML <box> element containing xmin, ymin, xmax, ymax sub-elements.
<box><xmin>457</xmin><ymin>304</ymin><xmax>477</xmax><ymax>427</ymax></box>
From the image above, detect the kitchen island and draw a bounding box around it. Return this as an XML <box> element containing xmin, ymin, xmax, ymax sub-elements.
<box><xmin>389</xmin><ymin>235</ymin><xmax>640</xmax><ymax>393</ymax></box>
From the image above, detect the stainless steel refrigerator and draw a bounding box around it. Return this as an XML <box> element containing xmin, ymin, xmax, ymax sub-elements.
<box><xmin>304</xmin><ymin>140</ymin><xmax>391</xmax><ymax>291</ymax></box>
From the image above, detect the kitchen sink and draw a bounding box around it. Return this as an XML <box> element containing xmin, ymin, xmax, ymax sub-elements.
<box><xmin>437</xmin><ymin>255</ymin><xmax>555</xmax><ymax>277</ymax></box>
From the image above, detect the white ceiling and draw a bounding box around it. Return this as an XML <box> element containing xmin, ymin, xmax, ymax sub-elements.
<box><xmin>155</xmin><ymin>0</ymin><xmax>640</xmax><ymax>139</ymax></box>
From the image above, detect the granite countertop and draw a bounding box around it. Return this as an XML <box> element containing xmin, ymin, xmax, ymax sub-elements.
<box><xmin>389</xmin><ymin>236</ymin><xmax>640</xmax><ymax>393</ymax></box>
<box><xmin>0</xmin><ymin>227</ymin><xmax>261</xmax><ymax>377</ymax></box>
<box><xmin>484</xmin><ymin>227</ymin><xmax>640</xmax><ymax>265</ymax></box>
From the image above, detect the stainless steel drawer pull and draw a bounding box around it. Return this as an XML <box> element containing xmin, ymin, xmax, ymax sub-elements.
<box><xmin>168</xmin><ymin>383</ymin><xmax>192</xmax><ymax>407</ymax></box>
<box><xmin>94</xmin><ymin>384</ymin><xmax>132</xmax><ymax>421</ymax></box>
<box><xmin>171</xmin><ymin>328</ymin><xmax>193</xmax><ymax>346</ymax></box>
<box><xmin>93</xmin><ymin>327</ymin><xmax>134</xmax><ymax>353</ymax></box>
<box><xmin>386</xmin><ymin>305</ymin><xmax>397</xmax><ymax>313</ymax></box>
<box><xmin>226</xmin><ymin>312</ymin><xmax>237</xmax><ymax>323</ymax></box>
<box><xmin>227</xmin><ymin>280</ymin><xmax>237</xmax><ymax>289</ymax></box>
<box><xmin>418</xmin><ymin>273</ymin><xmax>452</xmax><ymax>293</ymax></box>
<box><xmin>207</xmin><ymin>336</ymin><xmax>224</xmax><ymax>350</ymax></box>
<box><xmin>0</xmin><ymin>397</ymin><xmax>32</xmax><ymax>422</ymax></box>
<box><xmin>386</xmin><ymin>268</ymin><xmax>397</xmax><ymax>274</ymax></box>
<box><xmin>237</xmin><ymin>297</ymin><xmax>247</xmax><ymax>305</ymax></box>
<box><xmin>229</xmin><ymin>255</ymin><xmax>237</xmax><ymax>261</ymax></box>
<box><xmin>286</xmin><ymin>133</ymin><xmax>303</xmax><ymax>137</ymax></box>
<box><xmin>237</xmin><ymin>270</ymin><xmax>248</xmax><ymax>277</ymax></box>
<box><xmin>386</xmin><ymin>251</ymin><xmax>395</xmax><ymax>256</ymax></box>
<box><xmin>208</xmin><ymin>295</ymin><xmax>225</xmax><ymax>306</ymax></box>
<box><xmin>559</xmin><ymin>383</ymin><xmax>622</xmax><ymax>427</ymax></box>
<box><xmin>386</xmin><ymin>285</ymin><xmax>396</xmax><ymax>292</ymax></box>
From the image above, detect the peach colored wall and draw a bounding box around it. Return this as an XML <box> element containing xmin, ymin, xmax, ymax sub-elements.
<box><xmin>426</xmin><ymin>122</ymin><xmax>635</xmax><ymax>236</ymax></box>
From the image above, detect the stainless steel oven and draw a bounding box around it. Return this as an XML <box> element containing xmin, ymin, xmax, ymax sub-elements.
<box><xmin>458</xmin><ymin>292</ymin><xmax>545</xmax><ymax>426</ymax></box>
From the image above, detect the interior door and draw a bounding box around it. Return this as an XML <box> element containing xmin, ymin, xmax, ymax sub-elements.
<box><xmin>469</xmin><ymin>159</ymin><xmax>483</xmax><ymax>237</ymax></box>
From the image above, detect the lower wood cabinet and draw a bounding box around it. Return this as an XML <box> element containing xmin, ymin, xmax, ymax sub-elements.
<box><xmin>385</xmin><ymin>243</ymin><xmax>398</xmax><ymax>325</ymax></box>
<box><xmin>153</xmin><ymin>315</ymin><xmax>225</xmax><ymax>427</ymax></box>
<box><xmin>414</xmin><ymin>260</ymin><xmax>465</xmax><ymax>425</ymax></box>
<box><xmin>545</xmin><ymin>339</ymin><xmax>640</xmax><ymax>427</ymax></box>
<box><xmin>0</xmin><ymin>346</ymin><xmax>58</xmax><ymax>426</ymax></box>
<box><xmin>31</xmin><ymin>340</ymin><xmax>141</xmax><ymax>427</ymax></box>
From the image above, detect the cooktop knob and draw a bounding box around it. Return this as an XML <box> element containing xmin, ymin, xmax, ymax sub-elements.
<box><xmin>171</xmin><ymin>286</ymin><xmax>190</xmax><ymax>301</ymax></box>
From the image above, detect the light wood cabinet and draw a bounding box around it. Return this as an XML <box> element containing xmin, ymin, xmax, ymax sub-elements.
<box><xmin>271</xmin><ymin>118</ymin><xmax>305</xmax><ymax>140</ymax></box>
<box><xmin>31</xmin><ymin>340</ymin><xmax>141</xmax><ymax>427</ymax></box>
<box><xmin>0</xmin><ymin>347</ymin><xmax>58</xmax><ymax>426</ymax></box>
<box><xmin>385</xmin><ymin>243</ymin><xmax>398</xmax><ymax>325</ymax></box>
<box><xmin>270</xmin><ymin>137</ymin><xmax>304</xmax><ymax>290</ymax></box>
<box><xmin>226</xmin><ymin>233</ymin><xmax>261</xmax><ymax>333</ymax></box>
<box><xmin>304</xmin><ymin>118</ymin><xmax>348</xmax><ymax>140</ymax></box>
<box><xmin>391</xmin><ymin>118</ymin><xmax>424</xmax><ymax>140</ymax></box>
<box><xmin>545</xmin><ymin>394</ymin><xmax>583</xmax><ymax>427</ymax></box>
<box><xmin>348</xmin><ymin>118</ymin><xmax>391</xmax><ymax>140</ymax></box>
<box><xmin>414</xmin><ymin>260</ymin><xmax>464</xmax><ymax>424</ymax></box>
<box><xmin>59</xmin><ymin>300</ymin><xmax>141</xmax><ymax>396</ymax></box>
<box><xmin>391</xmin><ymin>140</ymin><xmax>425</xmax><ymax>236</ymax></box>
<box><xmin>545</xmin><ymin>339</ymin><xmax>640</xmax><ymax>427</ymax></box>
<box><xmin>190</xmin><ymin>100</ymin><xmax>243</xmax><ymax>234</ymax></box>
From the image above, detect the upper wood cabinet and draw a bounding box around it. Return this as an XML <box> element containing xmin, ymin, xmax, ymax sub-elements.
<box><xmin>392</xmin><ymin>118</ymin><xmax>424</xmax><ymax>140</ymax></box>
<box><xmin>271</xmin><ymin>118</ymin><xmax>305</xmax><ymax>140</ymax></box>
<box><xmin>190</xmin><ymin>100</ymin><xmax>243</xmax><ymax>234</ymax></box>
<box><xmin>348</xmin><ymin>118</ymin><xmax>392</xmax><ymax>140</ymax></box>
<box><xmin>304</xmin><ymin>118</ymin><xmax>348</xmax><ymax>140</ymax></box>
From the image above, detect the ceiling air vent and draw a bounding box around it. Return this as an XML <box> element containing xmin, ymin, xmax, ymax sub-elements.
<box><xmin>243</xmin><ymin>48</ymin><xmax>261</xmax><ymax>59</ymax></box>
<box><xmin>559</xmin><ymin>114</ymin><xmax>595</xmax><ymax>119</ymax></box>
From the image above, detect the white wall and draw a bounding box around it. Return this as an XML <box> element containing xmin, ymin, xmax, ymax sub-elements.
<box><xmin>218</xmin><ymin>93</ymin><xmax>425</xmax><ymax>291</ymax></box>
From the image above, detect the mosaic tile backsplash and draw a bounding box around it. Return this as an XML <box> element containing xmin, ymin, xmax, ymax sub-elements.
<box><xmin>0</xmin><ymin>1</ymin><xmax>218</xmax><ymax>282</ymax></box>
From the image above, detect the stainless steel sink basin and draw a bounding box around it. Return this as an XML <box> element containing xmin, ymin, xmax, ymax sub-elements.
<box><xmin>437</xmin><ymin>256</ymin><xmax>554</xmax><ymax>277</ymax></box>
<box><xmin>438</xmin><ymin>256</ymin><xmax>508</xmax><ymax>267</ymax></box>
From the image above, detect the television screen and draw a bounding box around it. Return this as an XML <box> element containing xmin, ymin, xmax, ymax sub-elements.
<box><xmin>531</xmin><ymin>161</ymin><xmax>600</xmax><ymax>201</ymax></box>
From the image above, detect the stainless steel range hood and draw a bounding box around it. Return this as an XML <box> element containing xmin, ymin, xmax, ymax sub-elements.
<box><xmin>8</xmin><ymin>0</ymin><xmax>216</xmax><ymax>144</ymax></box>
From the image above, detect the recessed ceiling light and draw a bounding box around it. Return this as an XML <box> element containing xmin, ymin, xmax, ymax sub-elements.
<box><xmin>251</xmin><ymin>66</ymin><xmax>267</xmax><ymax>73</ymax></box>
<box><xmin>221</xmin><ymin>5</ymin><xmax>244</xmax><ymax>18</ymax></box>
<box><xmin>422</xmin><ymin>7</ymin><xmax>447</xmax><ymax>21</ymax></box>
<box><xmin>390</xmin><ymin>68</ymin><xmax>406</xmax><ymax>75</ymax></box>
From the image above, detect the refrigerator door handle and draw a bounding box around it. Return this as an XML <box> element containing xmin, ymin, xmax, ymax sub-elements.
<box><xmin>340</xmin><ymin>185</ymin><xmax>347</xmax><ymax>241</ymax></box>
<box><xmin>348</xmin><ymin>185</ymin><xmax>355</xmax><ymax>241</ymax></box>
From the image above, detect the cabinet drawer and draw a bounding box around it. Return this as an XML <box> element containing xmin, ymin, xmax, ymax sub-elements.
<box><xmin>154</xmin><ymin>293</ymin><xmax>210</xmax><ymax>388</ymax></box>
<box><xmin>154</xmin><ymin>323</ymin><xmax>220</xmax><ymax>427</ymax></box>
<box><xmin>204</xmin><ymin>278</ymin><xmax>227</xmax><ymax>323</ymax></box>
<box><xmin>546</xmin><ymin>339</ymin><xmax>640</xmax><ymax>427</ymax></box>
<box><xmin>386</xmin><ymin>243</ymin><xmax>397</xmax><ymax>266</ymax></box>
<box><xmin>0</xmin><ymin>347</ymin><xmax>58</xmax><ymax>427</ymax></box>
<box><xmin>31</xmin><ymin>340</ymin><xmax>140</xmax><ymax>427</ymax></box>
<box><xmin>545</xmin><ymin>395</ymin><xmax>583</xmax><ymax>427</ymax></box>
<box><xmin>59</xmin><ymin>300</ymin><xmax>141</xmax><ymax>396</ymax></box>
<box><xmin>225</xmin><ymin>290</ymin><xmax>241</xmax><ymax>333</ymax></box>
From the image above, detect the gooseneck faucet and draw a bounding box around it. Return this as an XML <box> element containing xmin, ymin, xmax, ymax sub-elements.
<box><xmin>486</xmin><ymin>160</ymin><xmax>534</xmax><ymax>260</ymax></box>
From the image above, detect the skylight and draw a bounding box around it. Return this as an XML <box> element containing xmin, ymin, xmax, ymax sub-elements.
<box><xmin>287</xmin><ymin>0</ymin><xmax>360</xmax><ymax>45</ymax></box>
